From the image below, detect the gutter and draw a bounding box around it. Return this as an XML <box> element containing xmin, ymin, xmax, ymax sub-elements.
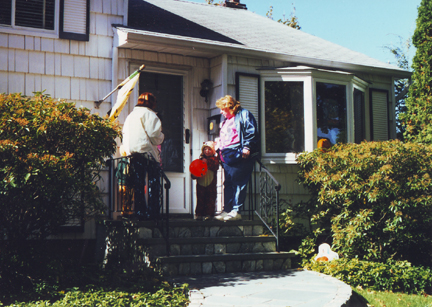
<box><xmin>116</xmin><ymin>27</ymin><xmax>412</xmax><ymax>80</ymax></box>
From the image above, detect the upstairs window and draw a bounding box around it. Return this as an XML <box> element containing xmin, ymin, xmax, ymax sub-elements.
<box><xmin>1</xmin><ymin>0</ymin><xmax>89</xmax><ymax>41</ymax></box>
<box><xmin>1</xmin><ymin>0</ymin><xmax>55</xmax><ymax>30</ymax></box>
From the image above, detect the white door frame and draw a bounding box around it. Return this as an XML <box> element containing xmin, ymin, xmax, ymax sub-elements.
<box><xmin>129</xmin><ymin>63</ymin><xmax>192</xmax><ymax>215</ymax></box>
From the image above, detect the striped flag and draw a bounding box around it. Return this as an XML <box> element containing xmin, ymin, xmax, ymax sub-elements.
<box><xmin>108</xmin><ymin>65</ymin><xmax>145</xmax><ymax>122</ymax></box>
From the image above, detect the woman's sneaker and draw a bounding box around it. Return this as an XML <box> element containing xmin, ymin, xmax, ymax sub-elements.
<box><xmin>224</xmin><ymin>211</ymin><xmax>241</xmax><ymax>221</ymax></box>
<box><xmin>214</xmin><ymin>212</ymin><xmax>228</xmax><ymax>221</ymax></box>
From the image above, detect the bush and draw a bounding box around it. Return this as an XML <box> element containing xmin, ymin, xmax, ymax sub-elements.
<box><xmin>296</xmin><ymin>140</ymin><xmax>432</xmax><ymax>266</ymax></box>
<box><xmin>0</xmin><ymin>92</ymin><xmax>121</xmax><ymax>242</ymax></box>
<box><xmin>0</xmin><ymin>92</ymin><xmax>121</xmax><ymax>299</ymax></box>
<box><xmin>305</xmin><ymin>258</ymin><xmax>432</xmax><ymax>295</ymax></box>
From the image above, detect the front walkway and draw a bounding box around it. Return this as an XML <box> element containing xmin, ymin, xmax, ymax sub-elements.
<box><xmin>169</xmin><ymin>269</ymin><xmax>355</xmax><ymax>307</ymax></box>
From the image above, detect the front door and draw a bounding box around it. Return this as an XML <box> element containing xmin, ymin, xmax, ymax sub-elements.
<box><xmin>129</xmin><ymin>65</ymin><xmax>192</xmax><ymax>215</ymax></box>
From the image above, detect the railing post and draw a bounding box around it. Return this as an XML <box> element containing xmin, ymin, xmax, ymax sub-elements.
<box><xmin>108</xmin><ymin>158</ymin><xmax>113</xmax><ymax>219</ymax></box>
<box><xmin>275</xmin><ymin>184</ymin><xmax>281</xmax><ymax>253</ymax></box>
<box><xmin>165</xmin><ymin>180</ymin><xmax>170</xmax><ymax>256</ymax></box>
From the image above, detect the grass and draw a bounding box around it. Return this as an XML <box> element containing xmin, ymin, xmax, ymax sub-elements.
<box><xmin>352</xmin><ymin>287</ymin><xmax>432</xmax><ymax>307</ymax></box>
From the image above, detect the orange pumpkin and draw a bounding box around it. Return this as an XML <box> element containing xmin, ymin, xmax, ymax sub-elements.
<box><xmin>317</xmin><ymin>139</ymin><xmax>331</xmax><ymax>152</ymax></box>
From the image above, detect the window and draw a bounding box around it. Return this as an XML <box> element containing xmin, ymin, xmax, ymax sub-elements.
<box><xmin>1</xmin><ymin>0</ymin><xmax>89</xmax><ymax>41</ymax></box>
<box><xmin>316</xmin><ymin>82</ymin><xmax>347</xmax><ymax>145</ymax></box>
<box><xmin>2</xmin><ymin>0</ymin><xmax>55</xmax><ymax>30</ymax></box>
<box><xmin>265</xmin><ymin>81</ymin><xmax>304</xmax><ymax>153</ymax></box>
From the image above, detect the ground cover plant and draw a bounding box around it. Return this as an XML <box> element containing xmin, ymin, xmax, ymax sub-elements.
<box><xmin>0</xmin><ymin>262</ymin><xmax>189</xmax><ymax>307</ymax></box>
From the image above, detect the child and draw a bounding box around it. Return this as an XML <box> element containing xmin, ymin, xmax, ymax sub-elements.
<box><xmin>192</xmin><ymin>141</ymin><xmax>219</xmax><ymax>220</ymax></box>
<box><xmin>115</xmin><ymin>146</ymin><xmax>134</xmax><ymax>217</ymax></box>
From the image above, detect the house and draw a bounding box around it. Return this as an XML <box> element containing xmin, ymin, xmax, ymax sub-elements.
<box><xmin>0</xmin><ymin>0</ymin><xmax>411</xmax><ymax>240</ymax></box>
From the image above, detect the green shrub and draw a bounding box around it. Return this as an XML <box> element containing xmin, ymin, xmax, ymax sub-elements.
<box><xmin>296</xmin><ymin>140</ymin><xmax>432</xmax><ymax>266</ymax></box>
<box><xmin>305</xmin><ymin>258</ymin><xmax>432</xmax><ymax>295</ymax></box>
<box><xmin>0</xmin><ymin>92</ymin><xmax>121</xmax><ymax>242</ymax></box>
<box><xmin>0</xmin><ymin>92</ymin><xmax>121</xmax><ymax>299</ymax></box>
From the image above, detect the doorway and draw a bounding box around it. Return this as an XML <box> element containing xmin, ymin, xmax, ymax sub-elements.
<box><xmin>129</xmin><ymin>66</ymin><xmax>192</xmax><ymax>215</ymax></box>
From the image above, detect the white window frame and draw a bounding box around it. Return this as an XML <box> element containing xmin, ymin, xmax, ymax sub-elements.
<box><xmin>260</xmin><ymin>67</ymin><xmax>370</xmax><ymax>164</ymax></box>
<box><xmin>314</xmin><ymin>77</ymin><xmax>351</xmax><ymax>146</ymax></box>
<box><xmin>260</xmin><ymin>71</ymin><xmax>312</xmax><ymax>164</ymax></box>
<box><xmin>0</xmin><ymin>0</ymin><xmax>89</xmax><ymax>41</ymax></box>
<box><xmin>0</xmin><ymin>0</ymin><xmax>60</xmax><ymax>38</ymax></box>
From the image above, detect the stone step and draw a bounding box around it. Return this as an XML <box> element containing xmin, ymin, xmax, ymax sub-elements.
<box><xmin>142</xmin><ymin>236</ymin><xmax>276</xmax><ymax>257</ymax></box>
<box><xmin>157</xmin><ymin>252</ymin><xmax>295</xmax><ymax>276</ymax></box>
<box><xmin>138</xmin><ymin>219</ymin><xmax>265</xmax><ymax>239</ymax></box>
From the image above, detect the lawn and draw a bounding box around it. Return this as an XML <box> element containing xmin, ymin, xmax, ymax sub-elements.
<box><xmin>352</xmin><ymin>288</ymin><xmax>432</xmax><ymax>307</ymax></box>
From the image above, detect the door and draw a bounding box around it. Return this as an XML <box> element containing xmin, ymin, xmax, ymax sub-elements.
<box><xmin>128</xmin><ymin>65</ymin><xmax>192</xmax><ymax>214</ymax></box>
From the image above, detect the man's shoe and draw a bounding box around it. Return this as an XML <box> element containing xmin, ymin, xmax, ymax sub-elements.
<box><xmin>214</xmin><ymin>212</ymin><xmax>228</xmax><ymax>221</ymax></box>
<box><xmin>224</xmin><ymin>211</ymin><xmax>241</xmax><ymax>221</ymax></box>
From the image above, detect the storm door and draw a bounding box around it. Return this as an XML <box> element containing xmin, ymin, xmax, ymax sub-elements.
<box><xmin>131</xmin><ymin>68</ymin><xmax>191</xmax><ymax>214</ymax></box>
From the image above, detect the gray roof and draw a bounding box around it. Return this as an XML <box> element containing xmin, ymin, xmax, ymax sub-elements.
<box><xmin>120</xmin><ymin>0</ymin><xmax>410</xmax><ymax>78</ymax></box>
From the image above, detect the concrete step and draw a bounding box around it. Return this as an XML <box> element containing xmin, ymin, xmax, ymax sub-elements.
<box><xmin>157</xmin><ymin>251</ymin><xmax>295</xmax><ymax>276</ymax></box>
<box><xmin>142</xmin><ymin>235</ymin><xmax>276</xmax><ymax>257</ymax></box>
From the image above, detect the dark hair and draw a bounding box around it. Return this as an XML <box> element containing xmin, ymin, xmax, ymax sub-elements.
<box><xmin>137</xmin><ymin>92</ymin><xmax>157</xmax><ymax>109</ymax></box>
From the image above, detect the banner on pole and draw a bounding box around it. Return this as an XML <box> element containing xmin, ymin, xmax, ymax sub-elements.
<box><xmin>109</xmin><ymin>67</ymin><xmax>143</xmax><ymax>122</ymax></box>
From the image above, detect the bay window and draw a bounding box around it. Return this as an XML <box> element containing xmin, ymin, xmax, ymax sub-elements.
<box><xmin>257</xmin><ymin>67</ymin><xmax>376</xmax><ymax>163</ymax></box>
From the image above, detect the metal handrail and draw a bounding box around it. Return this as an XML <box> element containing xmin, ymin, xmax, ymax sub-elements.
<box><xmin>107</xmin><ymin>154</ymin><xmax>171</xmax><ymax>255</ymax></box>
<box><xmin>251</xmin><ymin>159</ymin><xmax>282</xmax><ymax>252</ymax></box>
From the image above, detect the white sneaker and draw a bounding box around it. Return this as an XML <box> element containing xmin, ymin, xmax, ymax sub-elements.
<box><xmin>214</xmin><ymin>212</ymin><xmax>228</xmax><ymax>221</ymax></box>
<box><xmin>224</xmin><ymin>211</ymin><xmax>241</xmax><ymax>221</ymax></box>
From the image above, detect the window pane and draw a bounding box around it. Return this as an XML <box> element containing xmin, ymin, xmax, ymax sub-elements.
<box><xmin>0</xmin><ymin>0</ymin><xmax>12</xmax><ymax>25</ymax></box>
<box><xmin>265</xmin><ymin>81</ymin><xmax>304</xmax><ymax>153</ymax></box>
<box><xmin>354</xmin><ymin>89</ymin><xmax>365</xmax><ymax>143</ymax></box>
<box><xmin>15</xmin><ymin>0</ymin><xmax>55</xmax><ymax>30</ymax></box>
<box><xmin>316</xmin><ymin>82</ymin><xmax>346</xmax><ymax>145</ymax></box>
<box><xmin>139</xmin><ymin>72</ymin><xmax>184</xmax><ymax>173</ymax></box>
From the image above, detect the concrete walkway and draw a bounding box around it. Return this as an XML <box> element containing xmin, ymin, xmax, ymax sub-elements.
<box><xmin>169</xmin><ymin>269</ymin><xmax>354</xmax><ymax>307</ymax></box>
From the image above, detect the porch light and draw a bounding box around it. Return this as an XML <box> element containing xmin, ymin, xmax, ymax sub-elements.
<box><xmin>200</xmin><ymin>79</ymin><xmax>213</xmax><ymax>103</ymax></box>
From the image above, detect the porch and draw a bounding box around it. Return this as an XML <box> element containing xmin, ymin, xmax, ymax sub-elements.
<box><xmin>101</xmin><ymin>154</ymin><xmax>294</xmax><ymax>276</ymax></box>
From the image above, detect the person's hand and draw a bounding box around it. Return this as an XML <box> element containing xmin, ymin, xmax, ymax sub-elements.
<box><xmin>242</xmin><ymin>148</ymin><xmax>250</xmax><ymax>159</ymax></box>
<box><xmin>202</xmin><ymin>158</ymin><xmax>207</xmax><ymax>163</ymax></box>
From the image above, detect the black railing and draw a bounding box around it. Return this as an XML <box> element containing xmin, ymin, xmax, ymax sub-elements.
<box><xmin>107</xmin><ymin>154</ymin><xmax>171</xmax><ymax>255</ymax></box>
<box><xmin>243</xmin><ymin>160</ymin><xmax>282</xmax><ymax>252</ymax></box>
<box><xmin>107</xmin><ymin>155</ymin><xmax>280</xmax><ymax>254</ymax></box>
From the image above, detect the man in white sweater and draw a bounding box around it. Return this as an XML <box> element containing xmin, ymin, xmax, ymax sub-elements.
<box><xmin>122</xmin><ymin>92</ymin><xmax>164</xmax><ymax>220</ymax></box>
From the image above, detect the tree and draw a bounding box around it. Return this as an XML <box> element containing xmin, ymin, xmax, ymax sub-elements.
<box><xmin>399</xmin><ymin>0</ymin><xmax>432</xmax><ymax>144</ymax></box>
<box><xmin>266</xmin><ymin>5</ymin><xmax>301</xmax><ymax>30</ymax></box>
<box><xmin>0</xmin><ymin>93</ymin><xmax>121</xmax><ymax>243</ymax></box>
<box><xmin>384</xmin><ymin>36</ymin><xmax>412</xmax><ymax>140</ymax></box>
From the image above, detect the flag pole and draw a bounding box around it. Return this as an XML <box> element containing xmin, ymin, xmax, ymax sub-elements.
<box><xmin>94</xmin><ymin>65</ymin><xmax>145</xmax><ymax>108</ymax></box>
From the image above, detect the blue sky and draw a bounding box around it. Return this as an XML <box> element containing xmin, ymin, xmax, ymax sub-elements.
<box><xmin>186</xmin><ymin>0</ymin><xmax>421</xmax><ymax>69</ymax></box>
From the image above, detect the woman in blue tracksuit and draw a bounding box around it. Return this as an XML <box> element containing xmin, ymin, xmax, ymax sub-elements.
<box><xmin>215</xmin><ymin>95</ymin><xmax>259</xmax><ymax>221</ymax></box>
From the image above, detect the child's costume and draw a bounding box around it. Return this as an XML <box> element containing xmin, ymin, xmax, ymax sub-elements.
<box><xmin>115</xmin><ymin>157</ymin><xmax>134</xmax><ymax>217</ymax></box>
<box><xmin>195</xmin><ymin>142</ymin><xmax>219</xmax><ymax>218</ymax></box>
